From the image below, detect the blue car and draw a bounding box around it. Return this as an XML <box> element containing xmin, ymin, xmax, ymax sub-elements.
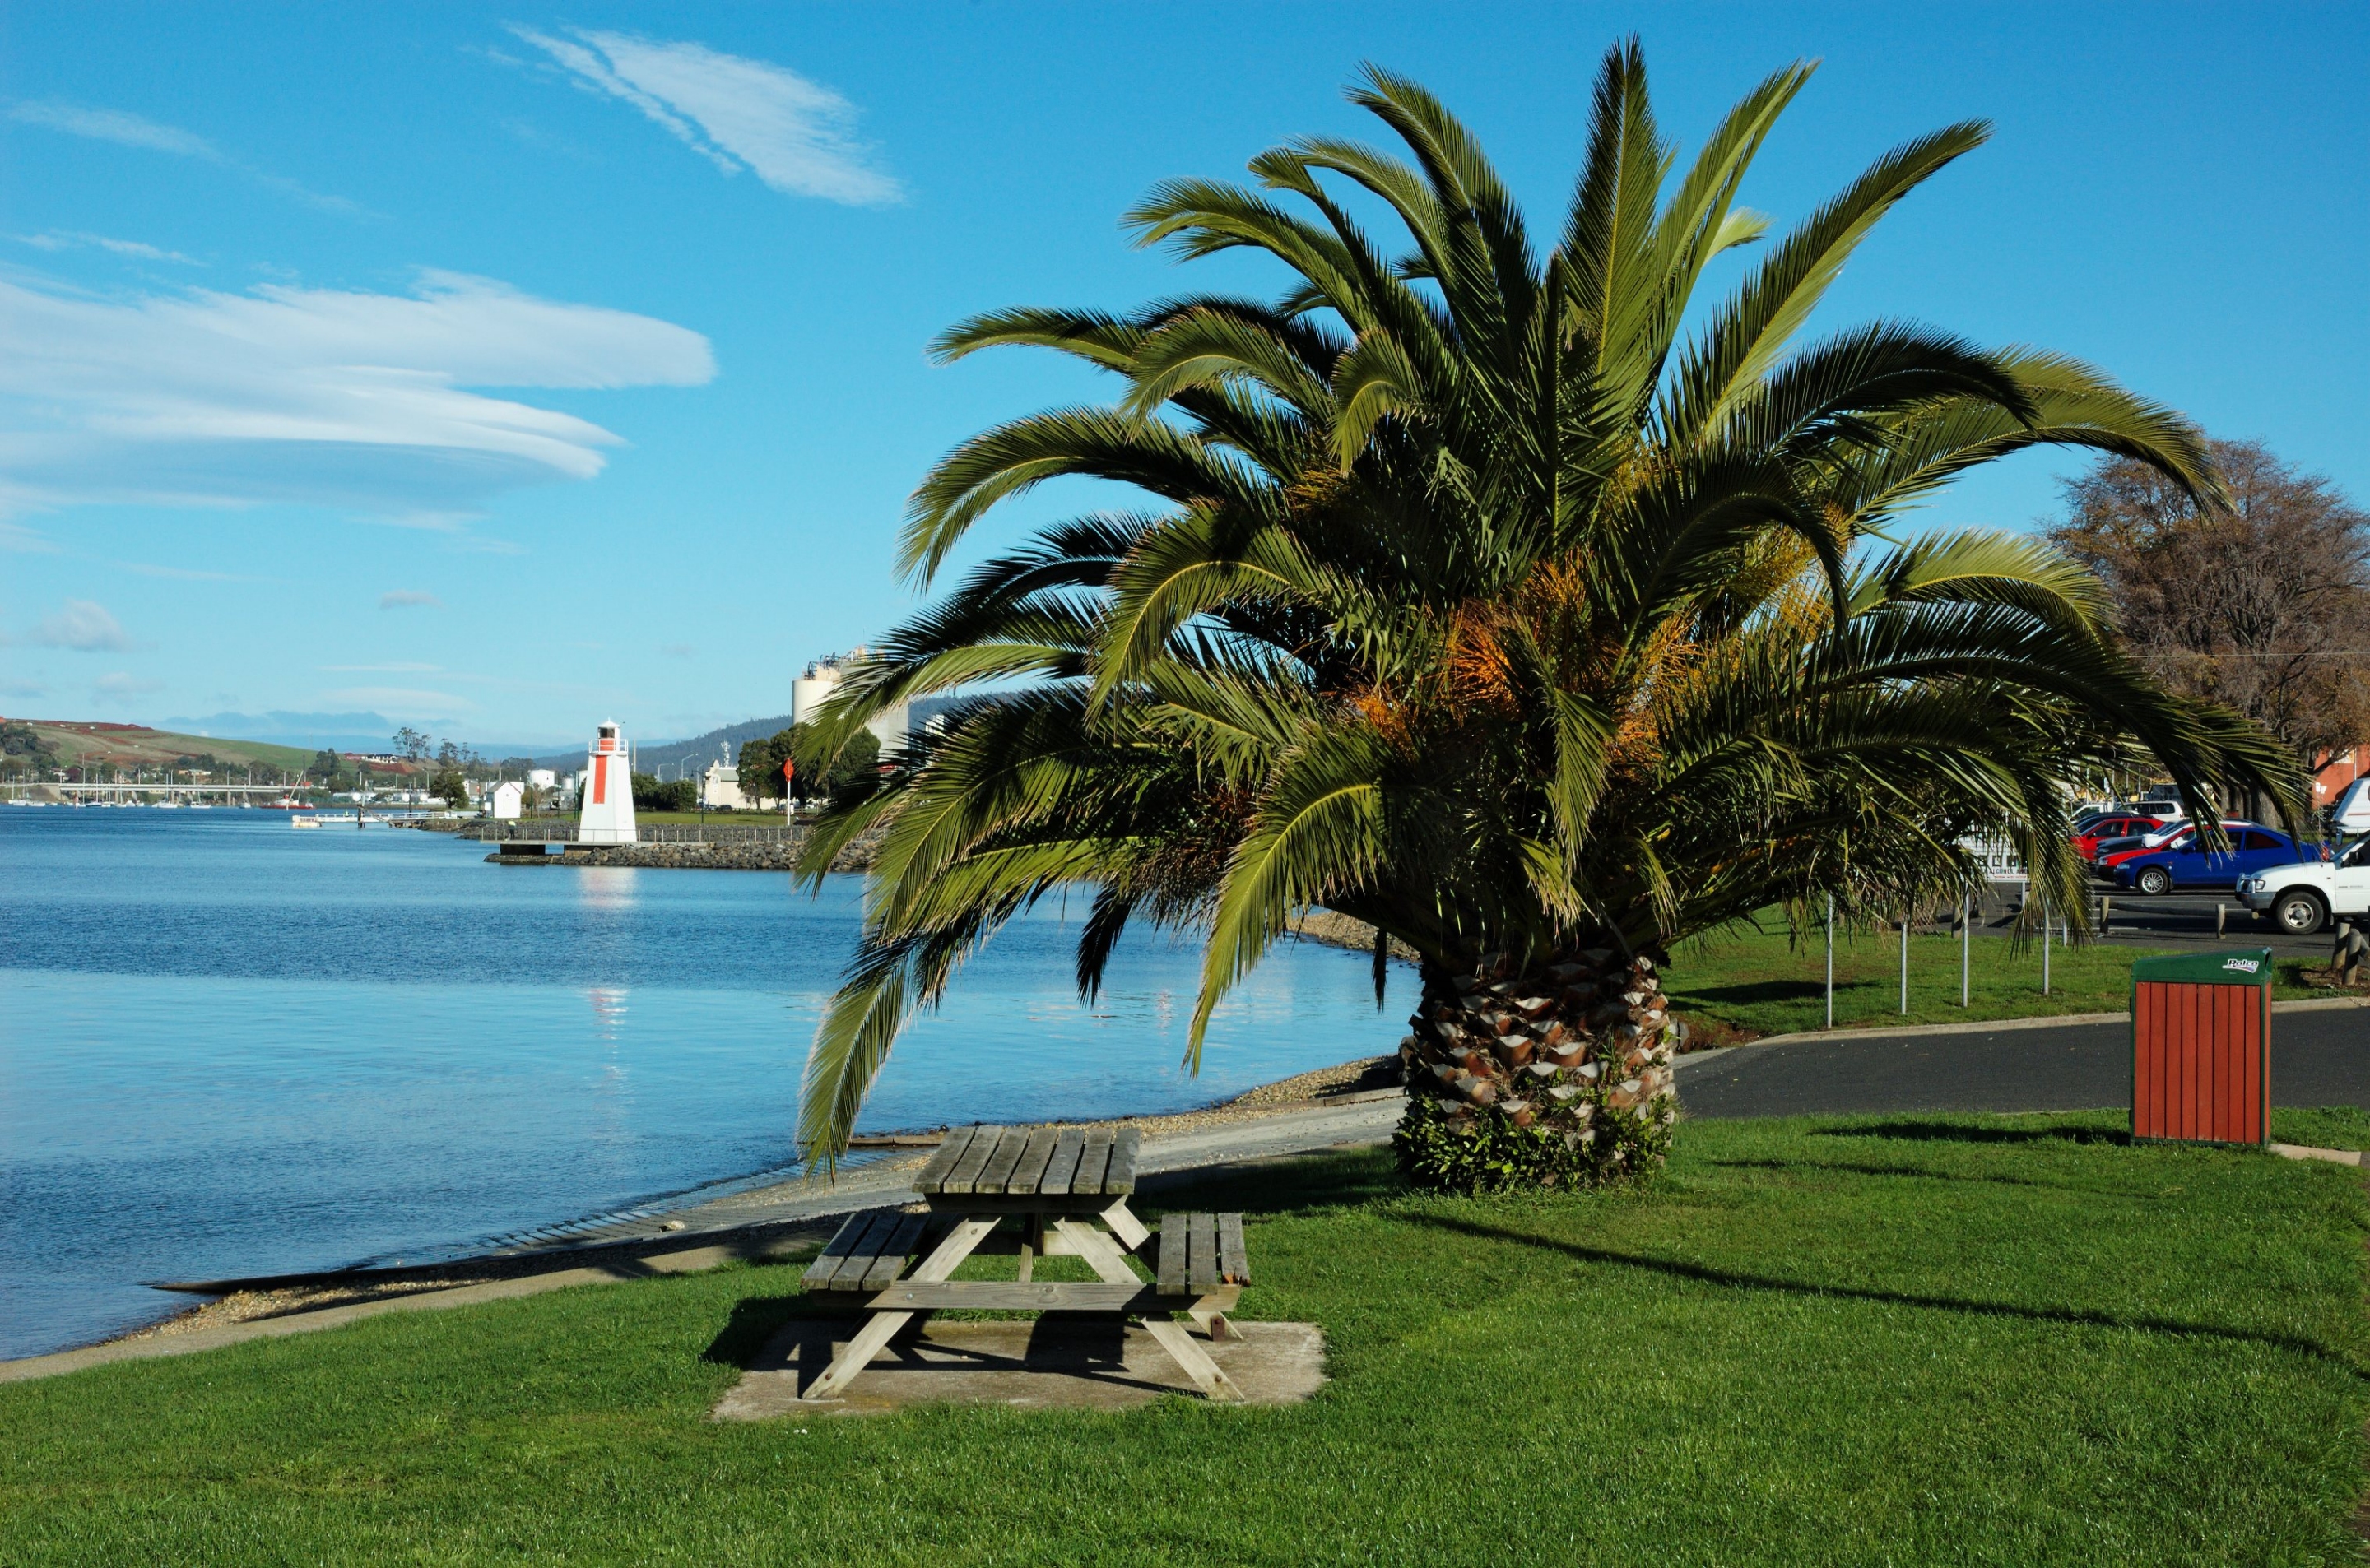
<box><xmin>2113</xmin><ymin>823</ymin><xmax>2311</xmax><ymax>895</ymax></box>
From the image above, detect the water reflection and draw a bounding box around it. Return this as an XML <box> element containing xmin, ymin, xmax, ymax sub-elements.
<box><xmin>588</xmin><ymin>986</ymin><xmax>630</xmax><ymax>1044</ymax></box>
<box><xmin>576</xmin><ymin>866</ymin><xmax>638</xmax><ymax>913</ymax></box>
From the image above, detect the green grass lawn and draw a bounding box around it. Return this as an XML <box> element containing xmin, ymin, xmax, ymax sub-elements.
<box><xmin>1662</xmin><ymin>919</ymin><xmax>2321</xmax><ymax>1043</ymax></box>
<box><xmin>4</xmin><ymin>1113</ymin><xmax>2365</xmax><ymax>1566</ymax></box>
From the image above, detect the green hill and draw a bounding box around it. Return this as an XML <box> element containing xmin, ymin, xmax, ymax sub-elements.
<box><xmin>17</xmin><ymin>721</ymin><xmax>318</xmax><ymax>772</ymax></box>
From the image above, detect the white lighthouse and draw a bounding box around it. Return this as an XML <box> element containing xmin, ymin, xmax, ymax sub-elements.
<box><xmin>576</xmin><ymin>720</ymin><xmax>637</xmax><ymax>845</ymax></box>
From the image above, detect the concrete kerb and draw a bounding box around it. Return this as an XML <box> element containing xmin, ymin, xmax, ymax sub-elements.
<box><xmin>1726</xmin><ymin>994</ymin><xmax>2370</xmax><ymax>1053</ymax></box>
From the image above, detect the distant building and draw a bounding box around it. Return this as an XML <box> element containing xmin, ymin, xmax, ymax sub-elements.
<box><xmin>699</xmin><ymin>762</ymin><xmax>748</xmax><ymax>811</ymax></box>
<box><xmin>489</xmin><ymin>781</ymin><xmax>525</xmax><ymax>819</ymax></box>
<box><xmin>793</xmin><ymin>650</ymin><xmax>911</xmax><ymax>753</ymax></box>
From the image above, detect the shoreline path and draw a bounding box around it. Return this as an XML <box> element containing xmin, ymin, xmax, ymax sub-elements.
<box><xmin>8</xmin><ymin>1000</ymin><xmax>2367</xmax><ymax>1384</ymax></box>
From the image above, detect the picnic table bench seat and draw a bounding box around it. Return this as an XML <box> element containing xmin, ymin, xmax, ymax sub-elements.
<box><xmin>1157</xmin><ymin>1211</ymin><xmax>1249</xmax><ymax>1296</ymax></box>
<box><xmin>797</xmin><ymin>1124</ymin><xmax>1252</xmax><ymax>1402</ymax></box>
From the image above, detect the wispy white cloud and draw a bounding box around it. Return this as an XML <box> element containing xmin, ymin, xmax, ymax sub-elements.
<box><xmin>7</xmin><ymin>98</ymin><xmax>361</xmax><ymax>215</ymax></box>
<box><xmin>320</xmin><ymin>685</ymin><xmax>473</xmax><ymax>716</ymax></box>
<box><xmin>92</xmin><ymin>670</ymin><xmax>164</xmax><ymax>698</ymax></box>
<box><xmin>18</xmin><ymin>231</ymin><xmax>201</xmax><ymax>265</ymax></box>
<box><xmin>116</xmin><ymin>559</ymin><xmax>258</xmax><ymax>582</ymax></box>
<box><xmin>7</xmin><ymin>101</ymin><xmax>214</xmax><ymax>156</ymax></box>
<box><xmin>440</xmin><ymin>532</ymin><xmax>528</xmax><ymax>555</ymax></box>
<box><xmin>0</xmin><ymin>676</ymin><xmax>45</xmax><ymax>699</ymax></box>
<box><xmin>321</xmin><ymin>661</ymin><xmax>440</xmax><ymax>673</ymax></box>
<box><xmin>379</xmin><ymin>591</ymin><xmax>442</xmax><ymax>610</ymax></box>
<box><xmin>30</xmin><ymin>598</ymin><xmax>132</xmax><ymax>651</ymax></box>
<box><xmin>0</xmin><ymin>269</ymin><xmax>713</xmax><ymax>522</ymax></box>
<box><xmin>658</xmin><ymin>642</ymin><xmax>693</xmax><ymax>658</ymax></box>
<box><xmin>509</xmin><ymin>28</ymin><xmax>901</xmax><ymax>206</ymax></box>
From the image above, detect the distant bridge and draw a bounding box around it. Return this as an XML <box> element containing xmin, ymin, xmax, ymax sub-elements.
<box><xmin>0</xmin><ymin>782</ymin><xmax>321</xmax><ymax>800</ymax></box>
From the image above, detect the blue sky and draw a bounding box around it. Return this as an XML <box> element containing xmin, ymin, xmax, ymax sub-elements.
<box><xmin>2</xmin><ymin>3</ymin><xmax>2363</xmax><ymax>749</ymax></box>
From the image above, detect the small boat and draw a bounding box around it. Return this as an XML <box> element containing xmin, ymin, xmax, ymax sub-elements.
<box><xmin>290</xmin><ymin>814</ymin><xmax>323</xmax><ymax>829</ymax></box>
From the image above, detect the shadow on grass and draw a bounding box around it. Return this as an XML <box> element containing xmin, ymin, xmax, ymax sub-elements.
<box><xmin>1135</xmin><ymin>1146</ymin><xmax>1403</xmax><ymax>1216</ymax></box>
<box><xmin>703</xmin><ymin>1292</ymin><xmax>847</xmax><ymax>1369</ymax></box>
<box><xmin>1406</xmin><ymin>1212</ymin><xmax>2366</xmax><ymax>1377</ymax></box>
<box><xmin>1811</xmin><ymin>1120</ymin><xmax>2129</xmax><ymax>1148</ymax></box>
<box><xmin>1703</xmin><ymin>1157</ymin><xmax>2098</xmax><ymax>1192</ymax></box>
<box><xmin>1669</xmin><ymin>978</ymin><xmax>1829</xmax><ymax>1006</ymax></box>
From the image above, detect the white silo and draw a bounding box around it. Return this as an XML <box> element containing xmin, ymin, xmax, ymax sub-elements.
<box><xmin>794</xmin><ymin>651</ymin><xmax>909</xmax><ymax>753</ymax></box>
<box><xmin>791</xmin><ymin>656</ymin><xmax>842</xmax><ymax>728</ymax></box>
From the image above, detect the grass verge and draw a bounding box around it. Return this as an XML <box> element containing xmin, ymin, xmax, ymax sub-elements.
<box><xmin>1664</xmin><ymin>920</ymin><xmax>2325</xmax><ymax>1042</ymax></box>
<box><xmin>2</xmin><ymin>1112</ymin><xmax>2365</xmax><ymax>1565</ymax></box>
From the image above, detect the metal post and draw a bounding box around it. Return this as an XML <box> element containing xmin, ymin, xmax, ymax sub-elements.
<box><xmin>1899</xmin><ymin>919</ymin><xmax>1909</xmax><ymax>1014</ymax></box>
<box><xmin>1960</xmin><ymin>892</ymin><xmax>1971</xmax><ymax>1007</ymax></box>
<box><xmin>2041</xmin><ymin>892</ymin><xmax>2051</xmax><ymax>996</ymax></box>
<box><xmin>1824</xmin><ymin>895</ymin><xmax>1834</xmax><ymax>1030</ymax></box>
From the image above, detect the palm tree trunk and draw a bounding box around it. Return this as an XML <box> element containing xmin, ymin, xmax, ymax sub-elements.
<box><xmin>1395</xmin><ymin>946</ymin><xmax>1680</xmax><ymax>1188</ymax></box>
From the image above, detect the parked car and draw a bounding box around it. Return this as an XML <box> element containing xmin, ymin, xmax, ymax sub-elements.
<box><xmin>2094</xmin><ymin>819</ymin><xmax>2201</xmax><ymax>870</ymax></box>
<box><xmin>2075</xmin><ymin>813</ymin><xmax>2177</xmax><ymax>861</ymax></box>
<box><xmin>2112</xmin><ymin>824</ymin><xmax>2312</xmax><ymax>896</ymax></box>
<box><xmin>2075</xmin><ymin>799</ymin><xmax>2180</xmax><ymax>830</ymax></box>
<box><xmin>2237</xmin><ymin>837</ymin><xmax>2362</xmax><ymax>935</ymax></box>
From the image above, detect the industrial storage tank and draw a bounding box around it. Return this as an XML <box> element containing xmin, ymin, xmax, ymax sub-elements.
<box><xmin>793</xmin><ymin>651</ymin><xmax>909</xmax><ymax>750</ymax></box>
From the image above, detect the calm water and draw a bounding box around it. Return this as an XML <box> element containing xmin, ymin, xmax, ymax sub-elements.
<box><xmin>0</xmin><ymin>808</ymin><xmax>1406</xmax><ymax>1358</ymax></box>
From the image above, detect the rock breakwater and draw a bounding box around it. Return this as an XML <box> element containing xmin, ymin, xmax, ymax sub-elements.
<box><xmin>486</xmin><ymin>824</ymin><xmax>884</xmax><ymax>873</ymax></box>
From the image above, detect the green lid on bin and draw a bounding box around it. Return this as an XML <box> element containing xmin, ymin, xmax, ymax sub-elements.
<box><xmin>2131</xmin><ymin>948</ymin><xmax>2274</xmax><ymax>986</ymax></box>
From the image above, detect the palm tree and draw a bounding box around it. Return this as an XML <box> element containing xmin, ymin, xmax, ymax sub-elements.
<box><xmin>794</xmin><ymin>43</ymin><xmax>2297</xmax><ymax>1185</ymax></box>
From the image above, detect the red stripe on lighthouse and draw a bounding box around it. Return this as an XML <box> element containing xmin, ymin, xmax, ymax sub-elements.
<box><xmin>592</xmin><ymin>756</ymin><xmax>606</xmax><ymax>805</ymax></box>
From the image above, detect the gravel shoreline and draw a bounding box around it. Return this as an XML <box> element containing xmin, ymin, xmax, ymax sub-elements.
<box><xmin>107</xmin><ymin>1053</ymin><xmax>1405</xmax><ymax>1345</ymax></box>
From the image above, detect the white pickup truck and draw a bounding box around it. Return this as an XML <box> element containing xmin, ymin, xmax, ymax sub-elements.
<box><xmin>2237</xmin><ymin>837</ymin><xmax>2370</xmax><ymax>935</ymax></box>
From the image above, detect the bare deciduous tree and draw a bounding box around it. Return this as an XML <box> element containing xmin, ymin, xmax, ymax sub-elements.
<box><xmin>2048</xmin><ymin>439</ymin><xmax>2370</xmax><ymax>783</ymax></box>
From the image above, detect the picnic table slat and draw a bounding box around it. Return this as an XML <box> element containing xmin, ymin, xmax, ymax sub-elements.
<box><xmin>940</xmin><ymin>1125</ymin><xmax>1006</xmax><ymax>1195</ymax></box>
<box><xmin>913</xmin><ymin>1125</ymin><xmax>979</xmax><ymax>1193</ymax></box>
<box><xmin>1074</xmin><ymin>1131</ymin><xmax>1114</xmax><ymax>1195</ymax></box>
<box><xmin>1105</xmin><ymin>1127</ymin><xmax>1141</xmax><ymax>1194</ymax></box>
<box><xmin>1157</xmin><ymin>1213</ymin><xmax>1187</xmax><ymax>1295</ymax></box>
<box><xmin>1187</xmin><ymin>1211</ymin><xmax>1220</xmax><ymax>1294</ymax></box>
<box><xmin>840</xmin><ymin>1210</ymin><xmax>913</xmax><ymax>1290</ymax></box>
<box><xmin>814</xmin><ymin>1210</ymin><xmax>895</xmax><ymax>1290</ymax></box>
<box><xmin>975</xmin><ymin>1128</ymin><xmax>1029</xmax><ymax>1194</ymax></box>
<box><xmin>1006</xmin><ymin>1129</ymin><xmax>1060</xmax><ymax>1195</ymax></box>
<box><xmin>802</xmin><ymin>1210</ymin><xmax>882</xmax><ymax>1288</ymax></box>
<box><xmin>1217</xmin><ymin>1212</ymin><xmax>1249</xmax><ymax>1286</ymax></box>
<box><xmin>1039</xmin><ymin>1129</ymin><xmax>1086</xmax><ymax>1195</ymax></box>
<box><xmin>857</xmin><ymin>1213</ymin><xmax>930</xmax><ymax>1291</ymax></box>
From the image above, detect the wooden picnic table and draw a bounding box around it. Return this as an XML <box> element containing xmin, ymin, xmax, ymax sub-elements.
<box><xmin>800</xmin><ymin>1125</ymin><xmax>1248</xmax><ymax>1401</ymax></box>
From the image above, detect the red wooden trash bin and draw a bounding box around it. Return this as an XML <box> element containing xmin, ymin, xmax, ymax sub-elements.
<box><xmin>2131</xmin><ymin>949</ymin><xmax>2272</xmax><ymax>1145</ymax></box>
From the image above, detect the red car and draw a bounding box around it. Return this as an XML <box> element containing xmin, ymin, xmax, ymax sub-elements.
<box><xmin>2074</xmin><ymin>813</ymin><xmax>2171</xmax><ymax>861</ymax></box>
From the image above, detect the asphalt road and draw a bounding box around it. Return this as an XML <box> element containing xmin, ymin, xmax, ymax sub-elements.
<box><xmin>1678</xmin><ymin>1004</ymin><xmax>2370</xmax><ymax>1118</ymax></box>
<box><xmin>1967</xmin><ymin>882</ymin><xmax>2333</xmax><ymax>960</ymax></box>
